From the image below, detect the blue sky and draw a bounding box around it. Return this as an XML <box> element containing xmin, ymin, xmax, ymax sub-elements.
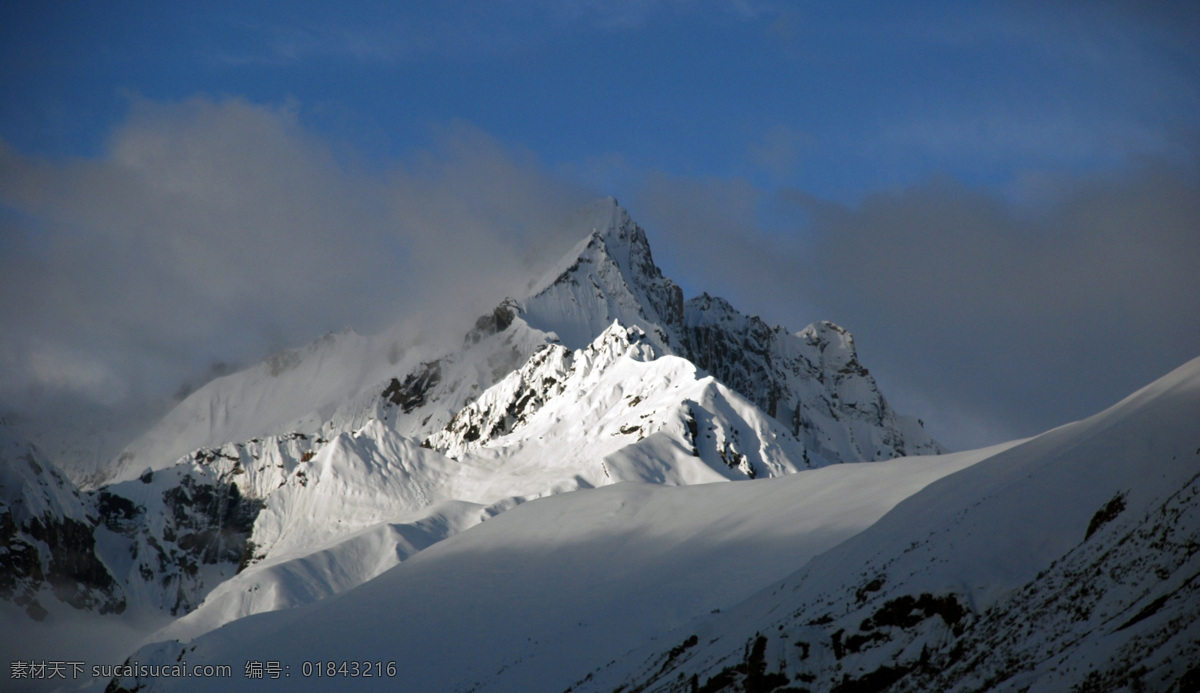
<box><xmin>8</xmin><ymin>2</ymin><xmax>1194</xmax><ymax>195</ymax></box>
<box><xmin>2</xmin><ymin>1</ymin><xmax>1198</xmax><ymax>453</ymax></box>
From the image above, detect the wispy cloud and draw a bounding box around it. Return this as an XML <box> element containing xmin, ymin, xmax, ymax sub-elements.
<box><xmin>0</xmin><ymin>97</ymin><xmax>591</xmax><ymax>455</ymax></box>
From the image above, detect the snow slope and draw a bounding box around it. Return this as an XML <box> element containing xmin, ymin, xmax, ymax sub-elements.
<box><xmin>105</xmin><ymin>446</ymin><xmax>998</xmax><ymax>693</ymax></box>
<box><xmin>106</xmin><ymin>316</ymin><xmax>555</xmax><ymax>485</ymax></box>
<box><xmin>107</xmin><ymin>329</ymin><xmax>384</xmax><ymax>485</ymax></box>
<box><xmin>583</xmin><ymin>355</ymin><xmax>1200</xmax><ymax>693</ymax></box>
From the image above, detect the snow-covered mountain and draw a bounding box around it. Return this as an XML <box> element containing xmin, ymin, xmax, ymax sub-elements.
<box><xmin>106</xmin><ymin>198</ymin><xmax>939</xmax><ymax>486</ymax></box>
<box><xmin>0</xmin><ymin>198</ymin><xmax>938</xmax><ymax>629</ymax></box>
<box><xmin>579</xmin><ymin>355</ymin><xmax>1200</xmax><ymax>693</ymax></box>
<box><xmin>82</xmin><ymin>321</ymin><xmax>823</xmax><ymax>647</ymax></box>
<box><xmin>102</xmin><ymin>357</ymin><xmax>1200</xmax><ymax>693</ymax></box>
<box><xmin>516</xmin><ymin>200</ymin><xmax>941</xmax><ymax>463</ymax></box>
<box><xmin>5</xmin><ymin>198</ymin><xmax>969</xmax><ymax>691</ymax></box>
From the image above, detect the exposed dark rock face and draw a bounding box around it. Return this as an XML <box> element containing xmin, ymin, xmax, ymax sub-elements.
<box><xmin>383</xmin><ymin>360</ymin><xmax>444</xmax><ymax>414</ymax></box>
<box><xmin>677</xmin><ymin>294</ymin><xmax>790</xmax><ymax>419</ymax></box>
<box><xmin>464</xmin><ymin>298</ymin><xmax>520</xmax><ymax>347</ymax></box>
<box><xmin>2</xmin><ymin>426</ymin><xmax>314</xmax><ymax>620</ymax></box>
<box><xmin>0</xmin><ymin>514</ymin><xmax>48</xmax><ymax>620</ymax></box>
<box><xmin>93</xmin><ymin>436</ymin><xmax>313</xmax><ymax>615</ymax></box>
<box><xmin>0</xmin><ymin>428</ymin><xmax>125</xmax><ymax>619</ymax></box>
<box><xmin>618</xmin><ymin>221</ymin><xmax>686</xmax><ymax>333</ymax></box>
<box><xmin>426</xmin><ymin>342</ymin><xmax>573</xmax><ymax>454</ymax></box>
<box><xmin>677</xmin><ymin>297</ymin><xmax>942</xmax><ymax>463</ymax></box>
<box><xmin>161</xmin><ymin>477</ymin><xmax>261</xmax><ymax>567</ymax></box>
<box><xmin>666</xmin><ymin>633</ymin><xmax>792</xmax><ymax>693</ymax></box>
<box><xmin>1085</xmin><ymin>492</ymin><xmax>1126</xmax><ymax>540</ymax></box>
<box><xmin>30</xmin><ymin>514</ymin><xmax>123</xmax><ymax>613</ymax></box>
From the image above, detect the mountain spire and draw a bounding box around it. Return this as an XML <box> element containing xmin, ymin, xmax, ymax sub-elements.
<box><xmin>518</xmin><ymin>198</ymin><xmax>683</xmax><ymax>352</ymax></box>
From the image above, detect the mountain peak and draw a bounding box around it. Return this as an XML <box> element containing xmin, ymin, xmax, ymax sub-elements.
<box><xmin>519</xmin><ymin>199</ymin><xmax>940</xmax><ymax>460</ymax></box>
<box><xmin>525</xmin><ymin>197</ymin><xmax>645</xmax><ymax>296</ymax></box>
<box><xmin>518</xmin><ymin>198</ymin><xmax>683</xmax><ymax>351</ymax></box>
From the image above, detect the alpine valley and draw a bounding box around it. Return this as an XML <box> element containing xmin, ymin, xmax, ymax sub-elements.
<box><xmin>2</xmin><ymin>199</ymin><xmax>1197</xmax><ymax>693</ymax></box>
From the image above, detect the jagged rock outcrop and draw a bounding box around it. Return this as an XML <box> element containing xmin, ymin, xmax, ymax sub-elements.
<box><xmin>95</xmin><ymin>434</ymin><xmax>319</xmax><ymax>614</ymax></box>
<box><xmin>425</xmin><ymin>320</ymin><xmax>815</xmax><ymax>488</ymax></box>
<box><xmin>426</xmin><ymin>322</ymin><xmax>657</xmax><ymax>458</ymax></box>
<box><xmin>678</xmin><ymin>295</ymin><xmax>943</xmax><ymax>463</ymax></box>
<box><xmin>0</xmin><ymin>422</ymin><xmax>124</xmax><ymax>619</ymax></box>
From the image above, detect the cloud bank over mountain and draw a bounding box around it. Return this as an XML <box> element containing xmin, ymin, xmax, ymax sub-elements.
<box><xmin>0</xmin><ymin>98</ymin><xmax>590</xmax><ymax>453</ymax></box>
<box><xmin>3</xmin><ymin>97</ymin><xmax>1199</xmax><ymax>457</ymax></box>
<box><xmin>633</xmin><ymin>151</ymin><xmax>1200</xmax><ymax>448</ymax></box>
